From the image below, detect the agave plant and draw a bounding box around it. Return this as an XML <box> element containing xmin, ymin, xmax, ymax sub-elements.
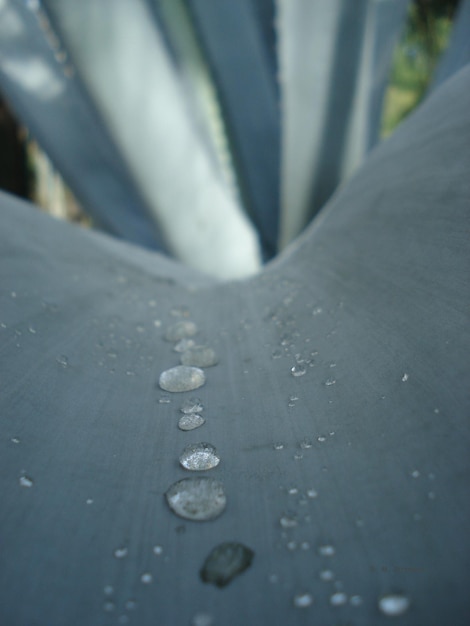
<box><xmin>0</xmin><ymin>1</ymin><xmax>469</xmax><ymax>625</ymax></box>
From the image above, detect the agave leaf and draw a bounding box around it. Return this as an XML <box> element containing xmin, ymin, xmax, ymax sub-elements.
<box><xmin>279</xmin><ymin>0</ymin><xmax>409</xmax><ymax>248</ymax></box>
<box><xmin>1</xmin><ymin>64</ymin><xmax>469</xmax><ymax>624</ymax></box>
<box><xmin>0</xmin><ymin>0</ymin><xmax>165</xmax><ymax>250</ymax></box>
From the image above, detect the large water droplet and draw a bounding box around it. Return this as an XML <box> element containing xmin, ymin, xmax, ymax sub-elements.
<box><xmin>200</xmin><ymin>542</ymin><xmax>254</xmax><ymax>588</ymax></box>
<box><xmin>159</xmin><ymin>366</ymin><xmax>205</xmax><ymax>392</ymax></box>
<box><xmin>165</xmin><ymin>477</ymin><xmax>226</xmax><ymax>521</ymax></box>
<box><xmin>19</xmin><ymin>475</ymin><xmax>33</xmax><ymax>488</ymax></box>
<box><xmin>179</xmin><ymin>443</ymin><xmax>220</xmax><ymax>471</ymax></box>
<box><xmin>293</xmin><ymin>593</ymin><xmax>313</xmax><ymax>608</ymax></box>
<box><xmin>180</xmin><ymin>397</ymin><xmax>204</xmax><ymax>414</ymax></box>
<box><xmin>378</xmin><ymin>594</ymin><xmax>410</xmax><ymax>616</ymax></box>
<box><xmin>178</xmin><ymin>414</ymin><xmax>205</xmax><ymax>431</ymax></box>
<box><xmin>181</xmin><ymin>346</ymin><xmax>218</xmax><ymax>368</ymax></box>
<box><xmin>164</xmin><ymin>321</ymin><xmax>198</xmax><ymax>342</ymax></box>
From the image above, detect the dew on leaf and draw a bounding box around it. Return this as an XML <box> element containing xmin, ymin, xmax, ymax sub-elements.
<box><xmin>200</xmin><ymin>542</ymin><xmax>254</xmax><ymax>588</ymax></box>
<box><xmin>179</xmin><ymin>443</ymin><xmax>220</xmax><ymax>471</ymax></box>
<box><xmin>159</xmin><ymin>366</ymin><xmax>205</xmax><ymax>392</ymax></box>
<box><xmin>165</xmin><ymin>477</ymin><xmax>226</xmax><ymax>521</ymax></box>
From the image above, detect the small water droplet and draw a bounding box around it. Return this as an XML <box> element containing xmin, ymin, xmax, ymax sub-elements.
<box><xmin>125</xmin><ymin>370</ymin><xmax>135</xmax><ymax>376</ymax></box>
<box><xmin>86</xmin><ymin>498</ymin><xmax>93</xmax><ymax>505</ymax></box>
<box><xmin>307</xmin><ymin>488</ymin><xmax>318</xmax><ymax>499</ymax></box>
<box><xmin>178</xmin><ymin>414</ymin><xmax>205</xmax><ymax>431</ymax></box>
<box><xmin>125</xmin><ymin>600</ymin><xmax>137</xmax><ymax>611</ymax></box>
<box><xmin>291</xmin><ymin>364</ymin><xmax>306</xmax><ymax>377</ymax></box>
<box><xmin>317</xmin><ymin>436</ymin><xmax>326</xmax><ymax>443</ymax></box>
<box><xmin>268</xmin><ymin>573</ymin><xmax>279</xmax><ymax>584</ymax></box>
<box><xmin>293</xmin><ymin>593</ymin><xmax>313</xmax><ymax>608</ymax></box>
<box><xmin>181</xmin><ymin>346</ymin><xmax>218</xmax><ymax>368</ymax></box>
<box><xmin>318</xmin><ymin>544</ymin><xmax>335</xmax><ymax>556</ymax></box>
<box><xmin>141</xmin><ymin>572</ymin><xmax>153</xmax><ymax>584</ymax></box>
<box><xmin>330</xmin><ymin>592</ymin><xmax>348</xmax><ymax>606</ymax></box>
<box><xmin>114</xmin><ymin>547</ymin><xmax>128</xmax><ymax>559</ymax></box>
<box><xmin>159</xmin><ymin>366</ymin><xmax>205</xmax><ymax>392</ymax></box>
<box><xmin>136</xmin><ymin>325</ymin><xmax>145</xmax><ymax>334</ymax></box>
<box><xmin>174</xmin><ymin>338</ymin><xmax>196</xmax><ymax>353</ymax></box>
<box><xmin>165</xmin><ymin>477</ymin><xmax>226</xmax><ymax>521</ymax></box>
<box><xmin>180</xmin><ymin>397</ymin><xmax>204</xmax><ymax>414</ymax></box>
<box><xmin>273</xmin><ymin>442</ymin><xmax>284</xmax><ymax>450</ymax></box>
<box><xmin>271</xmin><ymin>349</ymin><xmax>282</xmax><ymax>359</ymax></box>
<box><xmin>300</xmin><ymin>541</ymin><xmax>310</xmax><ymax>550</ymax></box>
<box><xmin>286</xmin><ymin>541</ymin><xmax>297</xmax><ymax>551</ymax></box>
<box><xmin>312</xmin><ymin>307</ymin><xmax>322</xmax><ymax>316</ymax></box>
<box><xmin>103</xmin><ymin>601</ymin><xmax>115</xmax><ymax>612</ymax></box>
<box><xmin>153</xmin><ymin>545</ymin><xmax>163</xmax><ymax>555</ymax></box>
<box><xmin>153</xmin><ymin>319</ymin><xmax>162</xmax><ymax>327</ymax></box>
<box><xmin>19</xmin><ymin>475</ymin><xmax>33</xmax><ymax>488</ymax></box>
<box><xmin>10</xmin><ymin>291</ymin><xmax>17</xmax><ymax>299</ymax></box>
<box><xmin>320</xmin><ymin>569</ymin><xmax>334</xmax><ymax>581</ymax></box>
<box><xmin>158</xmin><ymin>394</ymin><xmax>171</xmax><ymax>404</ymax></box>
<box><xmin>350</xmin><ymin>595</ymin><xmax>363</xmax><ymax>606</ymax></box>
<box><xmin>288</xmin><ymin>487</ymin><xmax>298</xmax><ymax>495</ymax></box>
<box><xmin>293</xmin><ymin>452</ymin><xmax>303</xmax><ymax>460</ymax></box>
<box><xmin>179</xmin><ymin>443</ymin><xmax>220</xmax><ymax>471</ymax></box>
<box><xmin>200</xmin><ymin>542</ymin><xmax>254</xmax><ymax>588</ymax></box>
<box><xmin>56</xmin><ymin>355</ymin><xmax>68</xmax><ymax>367</ymax></box>
<box><xmin>164</xmin><ymin>321</ymin><xmax>198</xmax><ymax>342</ymax></box>
<box><xmin>401</xmin><ymin>373</ymin><xmax>409</xmax><ymax>382</ymax></box>
<box><xmin>378</xmin><ymin>594</ymin><xmax>410</xmax><ymax>616</ymax></box>
<box><xmin>324</xmin><ymin>378</ymin><xmax>336</xmax><ymax>386</ymax></box>
<box><xmin>411</xmin><ymin>470</ymin><xmax>420</xmax><ymax>478</ymax></box>
<box><xmin>191</xmin><ymin>613</ymin><xmax>214</xmax><ymax>626</ymax></box>
<box><xmin>11</xmin><ymin>437</ymin><xmax>20</xmax><ymax>444</ymax></box>
<box><xmin>28</xmin><ymin>325</ymin><xmax>37</xmax><ymax>334</ymax></box>
<box><xmin>103</xmin><ymin>585</ymin><xmax>114</xmax><ymax>595</ymax></box>
<box><xmin>299</xmin><ymin>438</ymin><xmax>313</xmax><ymax>449</ymax></box>
<box><xmin>280</xmin><ymin>514</ymin><xmax>298</xmax><ymax>529</ymax></box>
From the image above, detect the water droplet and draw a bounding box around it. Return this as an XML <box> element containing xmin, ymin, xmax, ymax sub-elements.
<box><xmin>320</xmin><ymin>569</ymin><xmax>334</xmax><ymax>581</ymax></box>
<box><xmin>312</xmin><ymin>307</ymin><xmax>322</xmax><ymax>316</ymax></box>
<box><xmin>10</xmin><ymin>291</ymin><xmax>17</xmax><ymax>298</ymax></box>
<box><xmin>350</xmin><ymin>595</ymin><xmax>363</xmax><ymax>606</ymax></box>
<box><xmin>330</xmin><ymin>592</ymin><xmax>348</xmax><ymax>606</ymax></box>
<box><xmin>273</xmin><ymin>443</ymin><xmax>284</xmax><ymax>450</ymax></box>
<box><xmin>288</xmin><ymin>487</ymin><xmax>298</xmax><ymax>495</ymax></box>
<box><xmin>86</xmin><ymin>498</ymin><xmax>93</xmax><ymax>505</ymax></box>
<box><xmin>286</xmin><ymin>541</ymin><xmax>297</xmax><ymax>551</ymax></box>
<box><xmin>318</xmin><ymin>544</ymin><xmax>335</xmax><ymax>556</ymax></box>
<box><xmin>103</xmin><ymin>601</ymin><xmax>115</xmax><ymax>612</ymax></box>
<box><xmin>114</xmin><ymin>547</ymin><xmax>128</xmax><ymax>559</ymax></box>
<box><xmin>293</xmin><ymin>452</ymin><xmax>303</xmax><ymax>460</ymax></box>
<box><xmin>291</xmin><ymin>364</ymin><xmax>306</xmax><ymax>377</ymax></box>
<box><xmin>174</xmin><ymin>338</ymin><xmax>196</xmax><ymax>353</ymax></box>
<box><xmin>153</xmin><ymin>319</ymin><xmax>162</xmax><ymax>328</ymax></box>
<box><xmin>125</xmin><ymin>370</ymin><xmax>135</xmax><ymax>376</ymax></box>
<box><xmin>180</xmin><ymin>397</ymin><xmax>204</xmax><ymax>414</ymax></box>
<box><xmin>411</xmin><ymin>470</ymin><xmax>420</xmax><ymax>478</ymax></box>
<box><xmin>140</xmin><ymin>572</ymin><xmax>153</xmax><ymax>584</ymax></box>
<box><xmin>159</xmin><ymin>366</ymin><xmax>205</xmax><ymax>392</ymax></box>
<box><xmin>317</xmin><ymin>436</ymin><xmax>326</xmax><ymax>442</ymax></box>
<box><xmin>271</xmin><ymin>349</ymin><xmax>282</xmax><ymax>359</ymax></box>
<box><xmin>181</xmin><ymin>346</ymin><xmax>218</xmax><ymax>368</ymax></box>
<box><xmin>401</xmin><ymin>373</ymin><xmax>409</xmax><ymax>382</ymax></box>
<box><xmin>324</xmin><ymin>378</ymin><xmax>336</xmax><ymax>386</ymax></box>
<box><xmin>125</xmin><ymin>600</ymin><xmax>137</xmax><ymax>611</ymax></box>
<box><xmin>56</xmin><ymin>355</ymin><xmax>68</xmax><ymax>367</ymax></box>
<box><xmin>11</xmin><ymin>437</ymin><xmax>20</xmax><ymax>444</ymax></box>
<box><xmin>378</xmin><ymin>594</ymin><xmax>410</xmax><ymax>617</ymax></box>
<box><xmin>191</xmin><ymin>612</ymin><xmax>214</xmax><ymax>626</ymax></box>
<box><xmin>307</xmin><ymin>489</ymin><xmax>318</xmax><ymax>498</ymax></box>
<box><xmin>268</xmin><ymin>573</ymin><xmax>279</xmax><ymax>584</ymax></box>
<box><xmin>159</xmin><ymin>394</ymin><xmax>171</xmax><ymax>404</ymax></box>
<box><xmin>153</xmin><ymin>545</ymin><xmax>163</xmax><ymax>555</ymax></box>
<box><xmin>28</xmin><ymin>325</ymin><xmax>37</xmax><ymax>334</ymax></box>
<box><xmin>179</xmin><ymin>443</ymin><xmax>220</xmax><ymax>471</ymax></box>
<box><xmin>299</xmin><ymin>438</ymin><xmax>313</xmax><ymax>449</ymax></box>
<box><xmin>293</xmin><ymin>593</ymin><xmax>313</xmax><ymax>608</ymax></box>
<box><xmin>164</xmin><ymin>321</ymin><xmax>198</xmax><ymax>342</ymax></box>
<box><xmin>178</xmin><ymin>414</ymin><xmax>205</xmax><ymax>431</ymax></box>
<box><xmin>165</xmin><ymin>477</ymin><xmax>226</xmax><ymax>521</ymax></box>
<box><xmin>200</xmin><ymin>542</ymin><xmax>254</xmax><ymax>588</ymax></box>
<box><xmin>280</xmin><ymin>514</ymin><xmax>298</xmax><ymax>529</ymax></box>
<box><xmin>103</xmin><ymin>585</ymin><xmax>114</xmax><ymax>596</ymax></box>
<box><xmin>300</xmin><ymin>541</ymin><xmax>310</xmax><ymax>550</ymax></box>
<box><xmin>19</xmin><ymin>475</ymin><xmax>33</xmax><ymax>488</ymax></box>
